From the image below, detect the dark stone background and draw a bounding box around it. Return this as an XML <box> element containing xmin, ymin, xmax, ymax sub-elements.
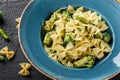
<box><xmin>0</xmin><ymin>0</ymin><xmax>120</xmax><ymax>80</ymax></box>
<box><xmin>0</xmin><ymin>0</ymin><xmax>51</xmax><ymax>80</ymax></box>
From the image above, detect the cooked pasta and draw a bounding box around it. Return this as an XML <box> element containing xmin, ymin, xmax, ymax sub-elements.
<box><xmin>42</xmin><ymin>5</ymin><xmax>112</xmax><ymax>68</ymax></box>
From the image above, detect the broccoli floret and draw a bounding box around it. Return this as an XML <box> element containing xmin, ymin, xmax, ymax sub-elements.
<box><xmin>43</xmin><ymin>32</ymin><xmax>52</xmax><ymax>46</ymax></box>
<box><xmin>63</xmin><ymin>34</ymin><xmax>74</xmax><ymax>46</ymax></box>
<box><xmin>74</xmin><ymin>56</ymin><xmax>95</xmax><ymax>68</ymax></box>
<box><xmin>102</xmin><ymin>32</ymin><xmax>111</xmax><ymax>43</ymax></box>
<box><xmin>76</xmin><ymin>16</ymin><xmax>88</xmax><ymax>24</ymax></box>
<box><xmin>62</xmin><ymin>10</ymin><xmax>72</xmax><ymax>18</ymax></box>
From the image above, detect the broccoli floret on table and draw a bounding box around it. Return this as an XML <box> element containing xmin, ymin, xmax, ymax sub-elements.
<box><xmin>74</xmin><ymin>56</ymin><xmax>95</xmax><ymax>68</ymax></box>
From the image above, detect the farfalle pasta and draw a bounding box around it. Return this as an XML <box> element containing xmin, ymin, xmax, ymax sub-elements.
<box><xmin>18</xmin><ymin>63</ymin><xmax>31</xmax><ymax>76</ymax></box>
<box><xmin>0</xmin><ymin>46</ymin><xmax>15</xmax><ymax>60</ymax></box>
<box><xmin>42</xmin><ymin>5</ymin><xmax>112</xmax><ymax>68</ymax></box>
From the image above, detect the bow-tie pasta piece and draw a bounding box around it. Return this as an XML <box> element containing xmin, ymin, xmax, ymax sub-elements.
<box><xmin>15</xmin><ymin>17</ymin><xmax>21</xmax><ymax>28</ymax></box>
<box><xmin>6</xmin><ymin>51</ymin><xmax>15</xmax><ymax>60</ymax></box>
<box><xmin>0</xmin><ymin>46</ymin><xmax>8</xmax><ymax>55</ymax></box>
<box><xmin>19</xmin><ymin>63</ymin><xmax>31</xmax><ymax>76</ymax></box>
<box><xmin>18</xmin><ymin>69</ymin><xmax>30</xmax><ymax>76</ymax></box>
<box><xmin>20</xmin><ymin>63</ymin><xmax>31</xmax><ymax>70</ymax></box>
<box><xmin>0</xmin><ymin>46</ymin><xmax>15</xmax><ymax>60</ymax></box>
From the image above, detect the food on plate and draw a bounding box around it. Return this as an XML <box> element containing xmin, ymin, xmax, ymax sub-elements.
<box><xmin>42</xmin><ymin>5</ymin><xmax>112</xmax><ymax>68</ymax></box>
<box><xmin>74</xmin><ymin>55</ymin><xmax>95</xmax><ymax>68</ymax></box>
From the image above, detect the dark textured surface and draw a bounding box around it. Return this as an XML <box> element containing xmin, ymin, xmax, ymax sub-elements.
<box><xmin>0</xmin><ymin>0</ymin><xmax>51</xmax><ymax>80</ymax></box>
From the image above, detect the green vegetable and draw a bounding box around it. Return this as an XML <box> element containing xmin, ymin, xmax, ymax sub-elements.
<box><xmin>44</xmin><ymin>20</ymin><xmax>54</xmax><ymax>31</ymax></box>
<box><xmin>62</xmin><ymin>10</ymin><xmax>71</xmax><ymax>18</ymax></box>
<box><xmin>0</xmin><ymin>10</ymin><xmax>3</xmax><ymax>20</ymax></box>
<box><xmin>0</xmin><ymin>55</ymin><xmax>4</xmax><ymax>61</ymax></box>
<box><xmin>63</xmin><ymin>34</ymin><xmax>74</xmax><ymax>46</ymax></box>
<box><xmin>76</xmin><ymin>16</ymin><xmax>88</xmax><ymax>24</ymax></box>
<box><xmin>43</xmin><ymin>32</ymin><xmax>52</xmax><ymax>46</ymax></box>
<box><xmin>94</xmin><ymin>33</ymin><xmax>103</xmax><ymax>39</ymax></box>
<box><xmin>74</xmin><ymin>56</ymin><xmax>95</xmax><ymax>68</ymax></box>
<box><xmin>103</xmin><ymin>32</ymin><xmax>111</xmax><ymax>43</ymax></box>
<box><xmin>0</xmin><ymin>29</ymin><xmax>9</xmax><ymax>39</ymax></box>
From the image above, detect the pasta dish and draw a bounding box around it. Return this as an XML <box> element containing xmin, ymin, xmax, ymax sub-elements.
<box><xmin>42</xmin><ymin>5</ymin><xmax>112</xmax><ymax>68</ymax></box>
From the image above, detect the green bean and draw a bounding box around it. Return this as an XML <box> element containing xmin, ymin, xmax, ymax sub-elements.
<box><xmin>0</xmin><ymin>10</ymin><xmax>3</xmax><ymax>20</ymax></box>
<box><xmin>76</xmin><ymin>16</ymin><xmax>88</xmax><ymax>24</ymax></box>
<box><xmin>0</xmin><ymin>55</ymin><xmax>4</xmax><ymax>61</ymax></box>
<box><xmin>103</xmin><ymin>32</ymin><xmax>111</xmax><ymax>43</ymax></box>
<box><xmin>0</xmin><ymin>29</ymin><xmax>9</xmax><ymax>40</ymax></box>
<box><xmin>43</xmin><ymin>32</ymin><xmax>52</xmax><ymax>46</ymax></box>
<box><xmin>63</xmin><ymin>34</ymin><xmax>74</xmax><ymax>46</ymax></box>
